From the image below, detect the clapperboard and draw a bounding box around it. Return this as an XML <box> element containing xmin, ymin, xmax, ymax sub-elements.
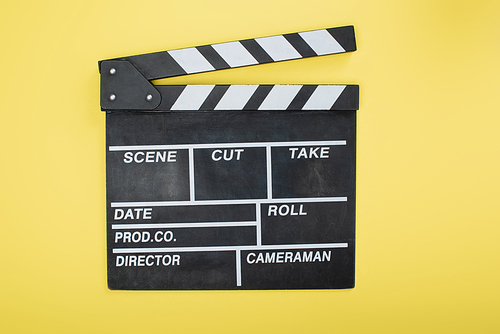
<box><xmin>99</xmin><ymin>25</ymin><xmax>358</xmax><ymax>290</ymax></box>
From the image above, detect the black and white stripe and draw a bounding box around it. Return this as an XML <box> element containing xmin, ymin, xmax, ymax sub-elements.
<box><xmin>154</xmin><ymin>84</ymin><xmax>358</xmax><ymax>111</ymax></box>
<box><xmin>123</xmin><ymin>26</ymin><xmax>356</xmax><ymax>80</ymax></box>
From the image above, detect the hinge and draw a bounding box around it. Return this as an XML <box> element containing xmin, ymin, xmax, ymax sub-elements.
<box><xmin>100</xmin><ymin>60</ymin><xmax>161</xmax><ymax>111</ymax></box>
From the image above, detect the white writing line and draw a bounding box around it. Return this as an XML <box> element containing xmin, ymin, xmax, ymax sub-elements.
<box><xmin>109</xmin><ymin>140</ymin><xmax>346</xmax><ymax>151</ymax></box>
<box><xmin>188</xmin><ymin>148</ymin><xmax>195</xmax><ymax>201</ymax></box>
<box><xmin>112</xmin><ymin>221</ymin><xmax>257</xmax><ymax>229</ymax></box>
<box><xmin>236</xmin><ymin>249</ymin><xmax>242</xmax><ymax>287</ymax></box>
<box><xmin>111</xmin><ymin>197</ymin><xmax>347</xmax><ymax>208</ymax></box>
<box><xmin>266</xmin><ymin>146</ymin><xmax>272</xmax><ymax>199</ymax></box>
<box><xmin>112</xmin><ymin>243</ymin><xmax>348</xmax><ymax>253</ymax></box>
<box><xmin>255</xmin><ymin>204</ymin><xmax>262</xmax><ymax>246</ymax></box>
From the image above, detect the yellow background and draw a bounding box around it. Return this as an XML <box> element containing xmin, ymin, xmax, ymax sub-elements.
<box><xmin>1</xmin><ymin>0</ymin><xmax>499</xmax><ymax>332</ymax></box>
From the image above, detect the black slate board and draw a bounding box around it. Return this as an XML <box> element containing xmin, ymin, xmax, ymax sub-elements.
<box><xmin>106</xmin><ymin>110</ymin><xmax>355</xmax><ymax>290</ymax></box>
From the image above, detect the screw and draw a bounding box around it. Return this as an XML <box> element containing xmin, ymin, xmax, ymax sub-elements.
<box><xmin>109</xmin><ymin>94</ymin><xmax>116</xmax><ymax>101</ymax></box>
<box><xmin>146</xmin><ymin>94</ymin><xmax>153</xmax><ymax>101</ymax></box>
<box><xmin>109</xmin><ymin>68</ymin><xmax>116</xmax><ymax>75</ymax></box>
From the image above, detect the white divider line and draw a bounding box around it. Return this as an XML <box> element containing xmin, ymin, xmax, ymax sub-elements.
<box><xmin>248</xmin><ymin>243</ymin><xmax>348</xmax><ymax>250</ymax></box>
<box><xmin>112</xmin><ymin>221</ymin><xmax>257</xmax><ymax>229</ymax></box>
<box><xmin>255</xmin><ymin>204</ymin><xmax>262</xmax><ymax>246</ymax></box>
<box><xmin>109</xmin><ymin>140</ymin><xmax>346</xmax><ymax>151</ymax></box>
<box><xmin>113</xmin><ymin>242</ymin><xmax>348</xmax><ymax>253</ymax></box>
<box><xmin>236</xmin><ymin>249</ymin><xmax>242</xmax><ymax>287</ymax></box>
<box><xmin>188</xmin><ymin>147</ymin><xmax>195</xmax><ymax>201</ymax></box>
<box><xmin>111</xmin><ymin>196</ymin><xmax>347</xmax><ymax>208</ymax></box>
<box><xmin>266</xmin><ymin>146</ymin><xmax>272</xmax><ymax>200</ymax></box>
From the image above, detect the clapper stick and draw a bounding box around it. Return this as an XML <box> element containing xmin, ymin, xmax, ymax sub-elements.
<box><xmin>100</xmin><ymin>26</ymin><xmax>358</xmax><ymax>111</ymax></box>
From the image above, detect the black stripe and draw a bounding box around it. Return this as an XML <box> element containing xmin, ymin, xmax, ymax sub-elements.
<box><xmin>283</xmin><ymin>33</ymin><xmax>317</xmax><ymax>58</ymax></box>
<box><xmin>330</xmin><ymin>85</ymin><xmax>359</xmax><ymax>110</ymax></box>
<box><xmin>243</xmin><ymin>85</ymin><xmax>273</xmax><ymax>110</ymax></box>
<box><xmin>154</xmin><ymin>86</ymin><xmax>186</xmax><ymax>110</ymax></box>
<box><xmin>199</xmin><ymin>85</ymin><xmax>230</xmax><ymax>110</ymax></box>
<box><xmin>327</xmin><ymin>26</ymin><xmax>357</xmax><ymax>52</ymax></box>
<box><xmin>126</xmin><ymin>52</ymin><xmax>187</xmax><ymax>80</ymax></box>
<box><xmin>287</xmin><ymin>85</ymin><xmax>317</xmax><ymax>110</ymax></box>
<box><xmin>240</xmin><ymin>39</ymin><xmax>273</xmax><ymax>64</ymax></box>
<box><xmin>196</xmin><ymin>45</ymin><xmax>230</xmax><ymax>70</ymax></box>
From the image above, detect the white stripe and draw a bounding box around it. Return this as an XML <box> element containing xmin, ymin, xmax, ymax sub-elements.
<box><xmin>258</xmin><ymin>85</ymin><xmax>303</xmax><ymax>110</ymax></box>
<box><xmin>168</xmin><ymin>48</ymin><xmax>215</xmax><ymax>74</ymax></box>
<box><xmin>170</xmin><ymin>85</ymin><xmax>215</xmax><ymax>110</ymax></box>
<box><xmin>113</xmin><ymin>242</ymin><xmax>348</xmax><ymax>253</ymax></box>
<box><xmin>212</xmin><ymin>41</ymin><xmax>258</xmax><ymax>68</ymax></box>
<box><xmin>111</xmin><ymin>197</ymin><xmax>347</xmax><ymax>208</ymax></box>
<box><xmin>303</xmin><ymin>85</ymin><xmax>346</xmax><ymax>110</ymax></box>
<box><xmin>112</xmin><ymin>222</ymin><xmax>257</xmax><ymax>229</ymax></box>
<box><xmin>214</xmin><ymin>85</ymin><xmax>258</xmax><ymax>110</ymax></box>
<box><xmin>109</xmin><ymin>140</ymin><xmax>346</xmax><ymax>151</ymax></box>
<box><xmin>299</xmin><ymin>29</ymin><xmax>345</xmax><ymax>55</ymax></box>
<box><xmin>255</xmin><ymin>35</ymin><xmax>302</xmax><ymax>61</ymax></box>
